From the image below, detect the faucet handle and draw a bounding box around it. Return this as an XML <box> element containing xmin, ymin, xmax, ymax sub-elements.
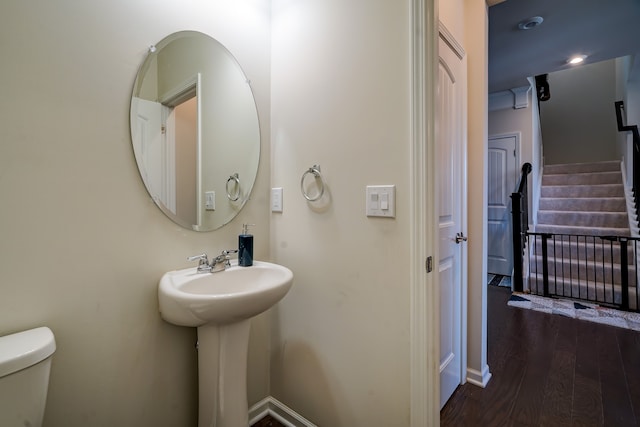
<box><xmin>220</xmin><ymin>249</ymin><xmax>238</xmax><ymax>267</ymax></box>
<box><xmin>187</xmin><ymin>254</ymin><xmax>211</xmax><ymax>272</ymax></box>
<box><xmin>187</xmin><ymin>253</ymin><xmax>209</xmax><ymax>264</ymax></box>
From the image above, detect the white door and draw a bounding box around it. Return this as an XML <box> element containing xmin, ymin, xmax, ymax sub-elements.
<box><xmin>437</xmin><ymin>33</ymin><xmax>466</xmax><ymax>409</ymax></box>
<box><xmin>132</xmin><ymin>98</ymin><xmax>164</xmax><ymax>200</ymax></box>
<box><xmin>487</xmin><ymin>135</ymin><xmax>518</xmax><ymax>276</ymax></box>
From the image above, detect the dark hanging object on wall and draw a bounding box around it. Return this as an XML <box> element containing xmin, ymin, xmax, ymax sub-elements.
<box><xmin>535</xmin><ymin>74</ymin><xmax>551</xmax><ymax>102</ymax></box>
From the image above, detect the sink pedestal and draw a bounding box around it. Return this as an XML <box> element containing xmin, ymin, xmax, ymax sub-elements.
<box><xmin>158</xmin><ymin>261</ymin><xmax>293</xmax><ymax>426</ymax></box>
<box><xmin>197</xmin><ymin>320</ymin><xmax>251</xmax><ymax>427</ymax></box>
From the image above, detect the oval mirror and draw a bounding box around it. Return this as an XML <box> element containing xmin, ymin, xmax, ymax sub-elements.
<box><xmin>130</xmin><ymin>31</ymin><xmax>260</xmax><ymax>231</ymax></box>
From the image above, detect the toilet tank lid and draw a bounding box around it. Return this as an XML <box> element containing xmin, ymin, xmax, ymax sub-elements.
<box><xmin>0</xmin><ymin>327</ymin><xmax>56</xmax><ymax>378</ymax></box>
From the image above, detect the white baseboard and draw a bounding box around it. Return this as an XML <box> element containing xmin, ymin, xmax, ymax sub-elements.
<box><xmin>466</xmin><ymin>365</ymin><xmax>492</xmax><ymax>388</ymax></box>
<box><xmin>249</xmin><ymin>396</ymin><xmax>317</xmax><ymax>427</ymax></box>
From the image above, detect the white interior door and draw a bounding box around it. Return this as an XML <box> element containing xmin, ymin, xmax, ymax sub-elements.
<box><xmin>487</xmin><ymin>134</ymin><xmax>518</xmax><ymax>276</ymax></box>
<box><xmin>437</xmin><ymin>33</ymin><xmax>466</xmax><ymax>410</ymax></box>
<box><xmin>132</xmin><ymin>98</ymin><xmax>163</xmax><ymax>200</ymax></box>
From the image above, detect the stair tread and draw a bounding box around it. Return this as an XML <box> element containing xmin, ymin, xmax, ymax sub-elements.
<box><xmin>535</xmin><ymin>224</ymin><xmax>629</xmax><ymax>230</ymax></box>
<box><xmin>544</xmin><ymin>161</ymin><xmax>621</xmax><ymax>175</ymax></box>
<box><xmin>540</xmin><ymin>184</ymin><xmax>625</xmax><ymax>198</ymax></box>
<box><xmin>530</xmin><ymin>254</ymin><xmax>636</xmax><ymax>267</ymax></box>
<box><xmin>535</xmin><ymin>224</ymin><xmax>630</xmax><ymax>236</ymax></box>
<box><xmin>544</xmin><ymin>171</ymin><xmax>621</xmax><ymax>175</ymax></box>
<box><xmin>540</xmin><ymin>197</ymin><xmax>625</xmax><ymax>200</ymax></box>
<box><xmin>541</xmin><ymin>183</ymin><xmax>623</xmax><ymax>188</ymax></box>
<box><xmin>527</xmin><ymin>275</ymin><xmax>632</xmax><ymax>298</ymax></box>
<box><xmin>537</xmin><ymin>210</ymin><xmax>627</xmax><ymax>214</ymax></box>
<box><xmin>542</xmin><ymin>171</ymin><xmax>623</xmax><ymax>186</ymax></box>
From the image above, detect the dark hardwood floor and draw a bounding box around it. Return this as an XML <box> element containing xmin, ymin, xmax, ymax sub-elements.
<box><xmin>251</xmin><ymin>414</ymin><xmax>285</xmax><ymax>427</ymax></box>
<box><xmin>441</xmin><ymin>285</ymin><xmax>640</xmax><ymax>426</ymax></box>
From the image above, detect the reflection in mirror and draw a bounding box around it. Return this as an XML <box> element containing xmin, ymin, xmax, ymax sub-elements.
<box><xmin>130</xmin><ymin>31</ymin><xmax>260</xmax><ymax>231</ymax></box>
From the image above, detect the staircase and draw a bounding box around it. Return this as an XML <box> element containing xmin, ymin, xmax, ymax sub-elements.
<box><xmin>527</xmin><ymin>161</ymin><xmax>638</xmax><ymax>309</ymax></box>
<box><xmin>536</xmin><ymin>160</ymin><xmax>630</xmax><ymax>236</ymax></box>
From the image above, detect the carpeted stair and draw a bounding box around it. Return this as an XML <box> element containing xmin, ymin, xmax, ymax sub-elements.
<box><xmin>527</xmin><ymin>161</ymin><xmax>637</xmax><ymax>309</ymax></box>
<box><xmin>536</xmin><ymin>160</ymin><xmax>630</xmax><ymax>236</ymax></box>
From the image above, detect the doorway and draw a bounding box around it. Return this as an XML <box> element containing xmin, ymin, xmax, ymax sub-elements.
<box><xmin>487</xmin><ymin>134</ymin><xmax>519</xmax><ymax>277</ymax></box>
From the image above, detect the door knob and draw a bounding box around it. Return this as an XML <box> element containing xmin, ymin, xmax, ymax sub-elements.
<box><xmin>455</xmin><ymin>232</ymin><xmax>467</xmax><ymax>244</ymax></box>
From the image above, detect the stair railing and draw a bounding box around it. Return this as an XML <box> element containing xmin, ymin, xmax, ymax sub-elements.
<box><xmin>615</xmin><ymin>100</ymin><xmax>640</xmax><ymax>226</ymax></box>
<box><xmin>526</xmin><ymin>232</ymin><xmax>636</xmax><ymax>311</ymax></box>
<box><xmin>511</xmin><ymin>162</ymin><xmax>532</xmax><ymax>292</ymax></box>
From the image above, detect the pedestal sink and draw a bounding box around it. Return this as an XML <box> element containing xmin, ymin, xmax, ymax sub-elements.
<box><xmin>158</xmin><ymin>260</ymin><xmax>293</xmax><ymax>427</ymax></box>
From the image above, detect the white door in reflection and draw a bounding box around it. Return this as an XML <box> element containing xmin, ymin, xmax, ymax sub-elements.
<box><xmin>134</xmin><ymin>96</ymin><xmax>198</xmax><ymax>226</ymax></box>
<box><xmin>134</xmin><ymin>98</ymin><xmax>170</xmax><ymax>209</ymax></box>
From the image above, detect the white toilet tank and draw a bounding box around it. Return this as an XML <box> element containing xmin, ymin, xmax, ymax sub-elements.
<box><xmin>0</xmin><ymin>327</ymin><xmax>56</xmax><ymax>427</ymax></box>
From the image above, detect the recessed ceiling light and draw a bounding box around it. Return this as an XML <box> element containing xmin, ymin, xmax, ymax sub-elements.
<box><xmin>518</xmin><ymin>16</ymin><xmax>544</xmax><ymax>30</ymax></box>
<box><xmin>567</xmin><ymin>55</ymin><xmax>587</xmax><ymax>65</ymax></box>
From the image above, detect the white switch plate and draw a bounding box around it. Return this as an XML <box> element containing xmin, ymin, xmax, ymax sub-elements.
<box><xmin>205</xmin><ymin>191</ymin><xmax>215</xmax><ymax>211</ymax></box>
<box><xmin>366</xmin><ymin>185</ymin><xmax>395</xmax><ymax>217</ymax></box>
<box><xmin>271</xmin><ymin>187</ymin><xmax>283</xmax><ymax>212</ymax></box>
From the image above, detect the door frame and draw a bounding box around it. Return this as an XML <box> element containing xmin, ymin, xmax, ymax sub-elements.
<box><xmin>487</xmin><ymin>132</ymin><xmax>521</xmax><ymax>277</ymax></box>
<box><xmin>410</xmin><ymin>1</ymin><xmax>468</xmax><ymax>424</ymax></box>
<box><xmin>409</xmin><ymin>0</ymin><xmax>439</xmax><ymax>424</ymax></box>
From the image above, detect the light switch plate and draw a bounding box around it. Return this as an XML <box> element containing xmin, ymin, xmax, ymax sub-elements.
<box><xmin>205</xmin><ymin>191</ymin><xmax>215</xmax><ymax>211</ymax></box>
<box><xmin>271</xmin><ymin>187</ymin><xmax>283</xmax><ymax>212</ymax></box>
<box><xmin>366</xmin><ymin>185</ymin><xmax>395</xmax><ymax>217</ymax></box>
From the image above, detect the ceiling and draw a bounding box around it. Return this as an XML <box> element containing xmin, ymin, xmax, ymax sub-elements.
<box><xmin>488</xmin><ymin>0</ymin><xmax>640</xmax><ymax>93</ymax></box>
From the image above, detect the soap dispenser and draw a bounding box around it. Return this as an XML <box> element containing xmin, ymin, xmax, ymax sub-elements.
<box><xmin>238</xmin><ymin>224</ymin><xmax>254</xmax><ymax>267</ymax></box>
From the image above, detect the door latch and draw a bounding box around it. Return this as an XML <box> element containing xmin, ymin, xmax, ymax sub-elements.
<box><xmin>455</xmin><ymin>232</ymin><xmax>468</xmax><ymax>244</ymax></box>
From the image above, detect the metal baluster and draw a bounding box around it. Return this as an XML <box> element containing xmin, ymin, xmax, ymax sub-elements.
<box><xmin>621</xmin><ymin>238</ymin><xmax>629</xmax><ymax>310</ymax></box>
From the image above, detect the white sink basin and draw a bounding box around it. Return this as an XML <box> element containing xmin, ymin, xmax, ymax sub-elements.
<box><xmin>158</xmin><ymin>260</ymin><xmax>293</xmax><ymax>326</ymax></box>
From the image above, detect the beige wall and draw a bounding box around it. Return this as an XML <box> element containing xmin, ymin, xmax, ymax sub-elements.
<box><xmin>489</xmin><ymin>89</ymin><xmax>544</xmax><ymax>225</ymax></box>
<box><xmin>541</xmin><ymin>60</ymin><xmax>620</xmax><ymax>165</ymax></box>
<box><xmin>439</xmin><ymin>0</ymin><xmax>465</xmax><ymax>42</ymax></box>
<box><xmin>463</xmin><ymin>0</ymin><xmax>490</xmax><ymax>387</ymax></box>
<box><xmin>489</xmin><ymin>92</ymin><xmax>533</xmax><ymax>159</ymax></box>
<box><xmin>175</xmin><ymin>97</ymin><xmax>197</xmax><ymax>225</ymax></box>
<box><xmin>0</xmin><ymin>1</ymin><xmax>271</xmax><ymax>426</ymax></box>
<box><xmin>270</xmin><ymin>0</ymin><xmax>412</xmax><ymax>425</ymax></box>
<box><xmin>489</xmin><ymin>90</ymin><xmax>535</xmax><ymax>188</ymax></box>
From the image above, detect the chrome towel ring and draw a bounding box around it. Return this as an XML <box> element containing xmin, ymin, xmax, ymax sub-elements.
<box><xmin>301</xmin><ymin>165</ymin><xmax>325</xmax><ymax>201</ymax></box>
<box><xmin>226</xmin><ymin>173</ymin><xmax>240</xmax><ymax>201</ymax></box>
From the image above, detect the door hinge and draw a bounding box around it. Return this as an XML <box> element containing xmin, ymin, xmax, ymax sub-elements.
<box><xmin>426</xmin><ymin>256</ymin><xmax>433</xmax><ymax>273</ymax></box>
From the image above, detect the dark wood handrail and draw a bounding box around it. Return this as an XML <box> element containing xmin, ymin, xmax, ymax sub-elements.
<box><xmin>615</xmin><ymin>100</ymin><xmax>640</xmax><ymax>142</ymax></box>
<box><xmin>516</xmin><ymin>162</ymin><xmax>532</xmax><ymax>193</ymax></box>
<box><xmin>615</xmin><ymin>100</ymin><xmax>640</xmax><ymax>226</ymax></box>
<box><xmin>511</xmin><ymin>162</ymin><xmax>532</xmax><ymax>292</ymax></box>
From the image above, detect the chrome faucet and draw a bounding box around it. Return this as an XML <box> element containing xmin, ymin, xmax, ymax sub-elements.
<box><xmin>187</xmin><ymin>250</ymin><xmax>238</xmax><ymax>273</ymax></box>
<box><xmin>187</xmin><ymin>253</ymin><xmax>212</xmax><ymax>273</ymax></box>
<box><xmin>210</xmin><ymin>249</ymin><xmax>238</xmax><ymax>272</ymax></box>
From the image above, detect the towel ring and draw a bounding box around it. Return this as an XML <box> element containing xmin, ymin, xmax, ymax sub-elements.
<box><xmin>226</xmin><ymin>173</ymin><xmax>240</xmax><ymax>201</ymax></box>
<box><xmin>300</xmin><ymin>165</ymin><xmax>325</xmax><ymax>202</ymax></box>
